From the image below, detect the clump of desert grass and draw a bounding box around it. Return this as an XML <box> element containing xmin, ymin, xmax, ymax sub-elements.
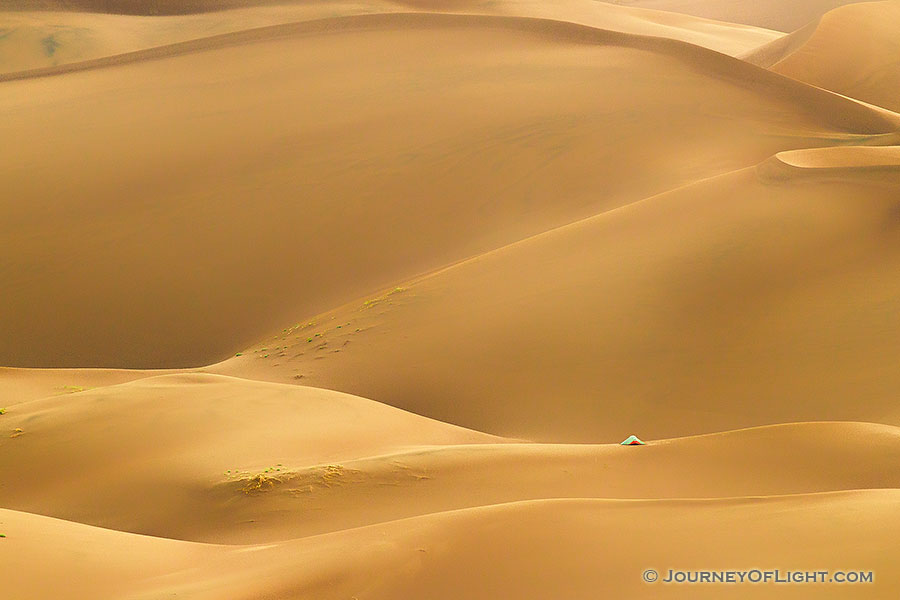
<box><xmin>240</xmin><ymin>473</ymin><xmax>282</xmax><ymax>494</ymax></box>
<box><xmin>229</xmin><ymin>464</ymin><xmax>358</xmax><ymax>496</ymax></box>
<box><xmin>227</xmin><ymin>464</ymin><xmax>286</xmax><ymax>494</ymax></box>
<box><xmin>58</xmin><ymin>385</ymin><xmax>88</xmax><ymax>394</ymax></box>
<box><xmin>362</xmin><ymin>286</ymin><xmax>406</xmax><ymax>310</ymax></box>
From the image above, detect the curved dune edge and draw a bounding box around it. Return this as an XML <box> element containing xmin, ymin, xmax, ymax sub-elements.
<box><xmin>4</xmin><ymin>11</ymin><xmax>899</xmax><ymax>370</ymax></box>
<box><xmin>0</xmin><ymin>12</ymin><xmax>783</xmax><ymax>82</ymax></box>
<box><xmin>593</xmin><ymin>0</ymin><xmax>876</xmax><ymax>32</ymax></box>
<box><xmin>0</xmin><ymin>0</ymin><xmax>784</xmax><ymax>76</ymax></box>
<box><xmin>761</xmin><ymin>1</ymin><xmax>900</xmax><ymax>113</ymax></box>
<box><xmin>741</xmin><ymin>16</ymin><xmax>821</xmax><ymax>66</ymax></box>
<box><xmin>1</xmin><ymin>0</ymin><xmax>284</xmax><ymax>15</ymax></box>
<box><xmin>0</xmin><ymin>366</ymin><xmax>177</xmax><ymax>406</ymax></box>
<box><xmin>7</xmin><ymin>143</ymin><xmax>895</xmax><ymax>429</ymax></box>
<box><xmin>2</xmin><ymin>490</ymin><xmax>899</xmax><ymax>599</ymax></box>
<box><xmin>0</xmin><ymin>11</ymin><xmax>896</xmax><ymax>133</ymax></box>
<box><xmin>5</xmin><ymin>0</ymin><xmax>874</xmax><ymax>29</ymax></box>
<box><xmin>758</xmin><ymin>145</ymin><xmax>900</xmax><ymax>180</ymax></box>
<box><xmin>776</xmin><ymin>145</ymin><xmax>900</xmax><ymax>169</ymax></box>
<box><xmin>206</xmin><ymin>151</ymin><xmax>900</xmax><ymax>441</ymax></box>
<box><xmin>1</xmin><ymin>371</ymin><xmax>899</xmax><ymax>543</ymax></box>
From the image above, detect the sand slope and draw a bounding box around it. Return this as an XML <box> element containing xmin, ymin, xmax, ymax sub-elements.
<box><xmin>4</xmin><ymin>0</ymin><xmax>291</xmax><ymax>14</ymax></box>
<box><xmin>2</xmin><ymin>491</ymin><xmax>898</xmax><ymax>599</ymax></box>
<box><xmin>212</xmin><ymin>146</ymin><xmax>900</xmax><ymax>441</ymax></box>
<box><xmin>0</xmin><ymin>508</ymin><xmax>213</xmax><ymax>600</ymax></box>
<box><xmin>606</xmin><ymin>0</ymin><xmax>874</xmax><ymax>31</ymax></box>
<box><xmin>741</xmin><ymin>18</ymin><xmax>821</xmax><ymax>67</ymax></box>
<box><xmin>762</xmin><ymin>1</ymin><xmax>900</xmax><ymax>113</ymax></box>
<box><xmin>0</xmin><ymin>373</ymin><xmax>497</xmax><ymax>541</ymax></box>
<box><xmin>0</xmin><ymin>365</ymin><xmax>173</xmax><ymax>405</ymax></box>
<box><xmin>0</xmin><ymin>1</ymin><xmax>782</xmax><ymax>75</ymax></box>
<box><xmin>1</xmin><ymin>368</ymin><xmax>898</xmax><ymax>597</ymax></box>
<box><xmin>4</xmin><ymin>13</ymin><xmax>892</xmax><ymax>369</ymax></box>
<box><xmin>3</xmin><ymin>369</ymin><xmax>899</xmax><ymax>544</ymax></box>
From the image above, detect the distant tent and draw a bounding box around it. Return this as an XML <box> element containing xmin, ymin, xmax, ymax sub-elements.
<box><xmin>620</xmin><ymin>435</ymin><xmax>645</xmax><ymax>446</ymax></box>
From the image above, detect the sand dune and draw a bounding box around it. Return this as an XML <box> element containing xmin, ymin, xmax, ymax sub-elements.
<box><xmin>741</xmin><ymin>18</ymin><xmax>821</xmax><ymax>67</ymax></box>
<box><xmin>0</xmin><ymin>1</ymin><xmax>782</xmax><ymax>76</ymax></box>
<box><xmin>0</xmin><ymin>373</ymin><xmax>496</xmax><ymax>540</ymax></box>
<box><xmin>4</xmin><ymin>0</ymin><xmax>290</xmax><ymax>15</ymax></box>
<box><xmin>607</xmin><ymin>0</ymin><xmax>874</xmax><ymax>31</ymax></box>
<box><xmin>3</xmin><ymin>491</ymin><xmax>898</xmax><ymax>599</ymax></box>
<box><xmin>0</xmin><ymin>366</ymin><xmax>170</xmax><ymax>405</ymax></box>
<box><xmin>17</xmin><ymin>0</ymin><xmax>870</xmax><ymax>28</ymax></box>
<box><xmin>0</xmin><ymin>5</ymin><xmax>388</xmax><ymax>73</ymax></box>
<box><xmin>0</xmin><ymin>508</ymin><xmax>213</xmax><ymax>600</ymax></box>
<box><xmin>212</xmin><ymin>146</ymin><xmax>900</xmax><ymax>441</ymax></box>
<box><xmin>761</xmin><ymin>1</ymin><xmax>900</xmax><ymax>113</ymax></box>
<box><xmin>4</xmin><ymin>13</ymin><xmax>892</xmax><ymax>369</ymax></box>
<box><xmin>2</xmin><ymin>1</ymin><xmax>898</xmax><ymax>597</ymax></box>
<box><xmin>770</xmin><ymin>144</ymin><xmax>900</xmax><ymax>170</ymax></box>
<box><xmin>3</xmin><ymin>368</ymin><xmax>898</xmax><ymax>544</ymax></box>
<box><xmin>2</xmin><ymin>369</ymin><xmax>898</xmax><ymax>595</ymax></box>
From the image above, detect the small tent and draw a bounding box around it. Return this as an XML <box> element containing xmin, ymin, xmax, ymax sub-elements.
<box><xmin>620</xmin><ymin>434</ymin><xmax>645</xmax><ymax>446</ymax></box>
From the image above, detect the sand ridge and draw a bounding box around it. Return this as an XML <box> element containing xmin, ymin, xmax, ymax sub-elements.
<box><xmin>210</xmin><ymin>149</ymin><xmax>900</xmax><ymax>441</ymax></box>
<box><xmin>2</xmin><ymin>491</ymin><xmax>898</xmax><ymax>599</ymax></box>
<box><xmin>604</xmin><ymin>0</ymin><xmax>876</xmax><ymax>31</ymax></box>
<box><xmin>3</xmin><ymin>373</ymin><xmax>899</xmax><ymax>542</ymax></box>
<box><xmin>774</xmin><ymin>145</ymin><xmax>900</xmax><ymax>168</ymax></box>
<box><xmin>4</xmin><ymin>12</ymin><xmax>896</xmax><ymax>369</ymax></box>
<box><xmin>762</xmin><ymin>1</ymin><xmax>900</xmax><ymax>113</ymax></box>
<box><xmin>0</xmin><ymin>0</ymin><xmax>784</xmax><ymax>75</ymax></box>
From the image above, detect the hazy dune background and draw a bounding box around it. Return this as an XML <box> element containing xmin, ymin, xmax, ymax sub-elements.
<box><xmin>609</xmin><ymin>0</ymin><xmax>875</xmax><ymax>30</ymax></box>
<box><xmin>764</xmin><ymin>1</ymin><xmax>900</xmax><ymax>112</ymax></box>
<box><xmin>0</xmin><ymin>0</ymin><xmax>782</xmax><ymax>74</ymax></box>
<box><xmin>2</xmin><ymin>0</ymin><xmax>899</xmax><ymax>598</ymax></box>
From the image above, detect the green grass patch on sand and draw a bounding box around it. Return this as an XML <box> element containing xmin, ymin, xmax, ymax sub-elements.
<box><xmin>362</xmin><ymin>286</ymin><xmax>406</xmax><ymax>310</ymax></box>
<box><xmin>41</xmin><ymin>34</ymin><xmax>60</xmax><ymax>56</ymax></box>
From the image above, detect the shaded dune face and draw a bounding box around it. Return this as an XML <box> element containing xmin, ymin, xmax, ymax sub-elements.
<box><xmin>17</xmin><ymin>0</ymin><xmax>876</xmax><ymax>27</ymax></box>
<box><xmin>0</xmin><ymin>0</ymin><xmax>783</xmax><ymax>76</ymax></box>
<box><xmin>1</xmin><ymin>13</ymin><xmax>896</xmax><ymax>369</ymax></box>
<box><xmin>215</xmin><ymin>149</ymin><xmax>900</xmax><ymax>441</ymax></box>
<box><xmin>2</xmin><ymin>0</ymin><xmax>287</xmax><ymax>15</ymax></box>
<box><xmin>17</xmin><ymin>0</ymin><xmax>872</xmax><ymax>22</ymax></box>
<box><xmin>607</xmin><ymin>0</ymin><xmax>875</xmax><ymax>31</ymax></box>
<box><xmin>765</xmin><ymin>1</ymin><xmax>900</xmax><ymax>113</ymax></box>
